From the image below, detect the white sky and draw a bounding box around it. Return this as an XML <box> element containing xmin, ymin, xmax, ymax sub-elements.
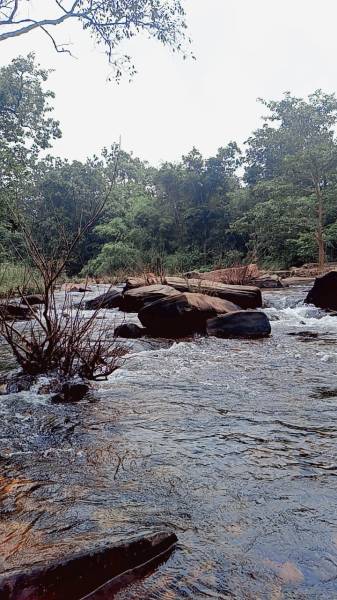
<box><xmin>1</xmin><ymin>0</ymin><xmax>336</xmax><ymax>164</ymax></box>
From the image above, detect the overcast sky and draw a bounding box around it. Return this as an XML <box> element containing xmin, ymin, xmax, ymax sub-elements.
<box><xmin>1</xmin><ymin>0</ymin><xmax>337</xmax><ymax>164</ymax></box>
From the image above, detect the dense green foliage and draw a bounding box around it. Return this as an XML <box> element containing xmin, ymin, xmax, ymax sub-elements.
<box><xmin>2</xmin><ymin>55</ymin><xmax>337</xmax><ymax>278</ymax></box>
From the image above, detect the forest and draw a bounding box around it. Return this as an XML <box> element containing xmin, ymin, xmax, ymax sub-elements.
<box><xmin>2</xmin><ymin>54</ymin><xmax>337</xmax><ymax>288</ymax></box>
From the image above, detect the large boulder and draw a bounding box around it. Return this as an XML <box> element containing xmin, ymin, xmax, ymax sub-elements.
<box><xmin>120</xmin><ymin>284</ymin><xmax>179</xmax><ymax>313</ymax></box>
<box><xmin>305</xmin><ymin>271</ymin><xmax>337</xmax><ymax>311</ymax></box>
<box><xmin>164</xmin><ymin>277</ymin><xmax>262</xmax><ymax>309</ymax></box>
<box><xmin>207</xmin><ymin>310</ymin><xmax>271</xmax><ymax>338</ymax></box>
<box><xmin>139</xmin><ymin>292</ymin><xmax>239</xmax><ymax>337</ymax></box>
<box><xmin>84</xmin><ymin>289</ymin><xmax>122</xmax><ymax>310</ymax></box>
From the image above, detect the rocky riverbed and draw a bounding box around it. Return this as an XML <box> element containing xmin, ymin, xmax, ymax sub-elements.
<box><xmin>1</xmin><ymin>284</ymin><xmax>337</xmax><ymax>598</ymax></box>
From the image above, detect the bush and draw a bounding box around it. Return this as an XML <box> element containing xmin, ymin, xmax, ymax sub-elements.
<box><xmin>82</xmin><ymin>242</ymin><xmax>143</xmax><ymax>276</ymax></box>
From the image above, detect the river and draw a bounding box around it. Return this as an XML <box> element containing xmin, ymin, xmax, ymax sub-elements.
<box><xmin>1</xmin><ymin>285</ymin><xmax>337</xmax><ymax>598</ymax></box>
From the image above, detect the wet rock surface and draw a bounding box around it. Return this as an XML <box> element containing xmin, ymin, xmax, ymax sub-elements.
<box><xmin>0</xmin><ymin>531</ymin><xmax>177</xmax><ymax>600</ymax></box>
<box><xmin>120</xmin><ymin>284</ymin><xmax>179</xmax><ymax>313</ymax></box>
<box><xmin>164</xmin><ymin>277</ymin><xmax>262</xmax><ymax>309</ymax></box>
<box><xmin>21</xmin><ymin>295</ymin><xmax>44</xmax><ymax>306</ymax></box>
<box><xmin>85</xmin><ymin>290</ymin><xmax>122</xmax><ymax>310</ymax></box>
<box><xmin>139</xmin><ymin>292</ymin><xmax>239</xmax><ymax>337</ymax></box>
<box><xmin>114</xmin><ymin>323</ymin><xmax>147</xmax><ymax>339</ymax></box>
<box><xmin>207</xmin><ymin>310</ymin><xmax>271</xmax><ymax>338</ymax></box>
<box><xmin>0</xmin><ymin>373</ymin><xmax>36</xmax><ymax>394</ymax></box>
<box><xmin>50</xmin><ymin>379</ymin><xmax>90</xmax><ymax>403</ymax></box>
<box><xmin>305</xmin><ymin>270</ymin><xmax>337</xmax><ymax>311</ymax></box>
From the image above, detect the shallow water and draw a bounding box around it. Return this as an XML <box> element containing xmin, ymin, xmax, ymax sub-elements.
<box><xmin>1</xmin><ymin>286</ymin><xmax>337</xmax><ymax>598</ymax></box>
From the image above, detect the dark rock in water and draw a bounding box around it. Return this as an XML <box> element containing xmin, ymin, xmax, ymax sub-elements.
<box><xmin>51</xmin><ymin>379</ymin><xmax>90</xmax><ymax>403</ymax></box>
<box><xmin>139</xmin><ymin>292</ymin><xmax>239</xmax><ymax>337</ymax></box>
<box><xmin>0</xmin><ymin>373</ymin><xmax>35</xmax><ymax>394</ymax></box>
<box><xmin>21</xmin><ymin>295</ymin><xmax>44</xmax><ymax>306</ymax></box>
<box><xmin>164</xmin><ymin>277</ymin><xmax>262</xmax><ymax>309</ymax></box>
<box><xmin>120</xmin><ymin>284</ymin><xmax>179</xmax><ymax>313</ymax></box>
<box><xmin>114</xmin><ymin>323</ymin><xmax>146</xmax><ymax>338</ymax></box>
<box><xmin>0</xmin><ymin>303</ymin><xmax>32</xmax><ymax>320</ymax></box>
<box><xmin>207</xmin><ymin>310</ymin><xmax>271</xmax><ymax>338</ymax></box>
<box><xmin>85</xmin><ymin>290</ymin><xmax>122</xmax><ymax>310</ymax></box>
<box><xmin>305</xmin><ymin>271</ymin><xmax>337</xmax><ymax>311</ymax></box>
<box><xmin>0</xmin><ymin>531</ymin><xmax>177</xmax><ymax>600</ymax></box>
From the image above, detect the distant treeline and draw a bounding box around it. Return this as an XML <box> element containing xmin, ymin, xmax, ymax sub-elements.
<box><xmin>2</xmin><ymin>55</ymin><xmax>337</xmax><ymax>276</ymax></box>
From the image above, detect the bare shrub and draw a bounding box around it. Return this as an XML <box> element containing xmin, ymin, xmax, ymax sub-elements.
<box><xmin>0</xmin><ymin>150</ymin><xmax>127</xmax><ymax>381</ymax></box>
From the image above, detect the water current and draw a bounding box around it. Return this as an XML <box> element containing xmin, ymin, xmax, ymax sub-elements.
<box><xmin>1</xmin><ymin>285</ymin><xmax>337</xmax><ymax>598</ymax></box>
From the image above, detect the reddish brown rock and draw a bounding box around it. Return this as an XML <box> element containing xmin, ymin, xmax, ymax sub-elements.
<box><xmin>0</xmin><ymin>531</ymin><xmax>177</xmax><ymax>600</ymax></box>
<box><xmin>120</xmin><ymin>284</ymin><xmax>179</xmax><ymax>313</ymax></box>
<box><xmin>164</xmin><ymin>277</ymin><xmax>262</xmax><ymax>309</ymax></box>
<box><xmin>139</xmin><ymin>292</ymin><xmax>239</xmax><ymax>337</ymax></box>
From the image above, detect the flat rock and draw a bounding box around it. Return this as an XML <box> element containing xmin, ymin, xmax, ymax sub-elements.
<box><xmin>120</xmin><ymin>284</ymin><xmax>180</xmax><ymax>313</ymax></box>
<box><xmin>0</xmin><ymin>531</ymin><xmax>177</xmax><ymax>600</ymax></box>
<box><xmin>164</xmin><ymin>277</ymin><xmax>262</xmax><ymax>309</ymax></box>
<box><xmin>139</xmin><ymin>292</ymin><xmax>239</xmax><ymax>337</ymax></box>
<box><xmin>251</xmin><ymin>274</ymin><xmax>284</xmax><ymax>289</ymax></box>
<box><xmin>124</xmin><ymin>273</ymin><xmax>159</xmax><ymax>291</ymax></box>
<box><xmin>207</xmin><ymin>310</ymin><xmax>271</xmax><ymax>338</ymax></box>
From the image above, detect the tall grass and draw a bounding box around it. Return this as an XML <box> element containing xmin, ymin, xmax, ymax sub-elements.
<box><xmin>0</xmin><ymin>262</ymin><xmax>42</xmax><ymax>298</ymax></box>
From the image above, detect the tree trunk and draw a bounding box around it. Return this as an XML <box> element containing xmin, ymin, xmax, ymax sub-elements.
<box><xmin>314</xmin><ymin>182</ymin><xmax>325</xmax><ymax>271</ymax></box>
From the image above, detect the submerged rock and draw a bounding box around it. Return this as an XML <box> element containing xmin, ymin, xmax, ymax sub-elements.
<box><xmin>0</xmin><ymin>303</ymin><xmax>33</xmax><ymax>320</ymax></box>
<box><xmin>305</xmin><ymin>271</ymin><xmax>337</xmax><ymax>311</ymax></box>
<box><xmin>139</xmin><ymin>292</ymin><xmax>239</xmax><ymax>337</ymax></box>
<box><xmin>0</xmin><ymin>531</ymin><xmax>177</xmax><ymax>600</ymax></box>
<box><xmin>21</xmin><ymin>295</ymin><xmax>44</xmax><ymax>306</ymax></box>
<box><xmin>51</xmin><ymin>379</ymin><xmax>90</xmax><ymax>403</ymax></box>
<box><xmin>84</xmin><ymin>290</ymin><xmax>122</xmax><ymax>310</ymax></box>
<box><xmin>164</xmin><ymin>277</ymin><xmax>262</xmax><ymax>309</ymax></box>
<box><xmin>114</xmin><ymin>323</ymin><xmax>147</xmax><ymax>338</ymax></box>
<box><xmin>206</xmin><ymin>310</ymin><xmax>271</xmax><ymax>338</ymax></box>
<box><xmin>0</xmin><ymin>373</ymin><xmax>36</xmax><ymax>394</ymax></box>
<box><xmin>120</xmin><ymin>284</ymin><xmax>179</xmax><ymax>313</ymax></box>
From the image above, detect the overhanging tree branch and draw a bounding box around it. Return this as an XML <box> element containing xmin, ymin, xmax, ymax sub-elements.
<box><xmin>0</xmin><ymin>0</ymin><xmax>190</xmax><ymax>77</ymax></box>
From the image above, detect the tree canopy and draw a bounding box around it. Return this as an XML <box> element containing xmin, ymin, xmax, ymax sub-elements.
<box><xmin>2</xmin><ymin>55</ymin><xmax>337</xmax><ymax>275</ymax></box>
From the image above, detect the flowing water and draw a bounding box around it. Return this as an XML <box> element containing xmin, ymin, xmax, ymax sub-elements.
<box><xmin>1</xmin><ymin>286</ymin><xmax>337</xmax><ymax>598</ymax></box>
